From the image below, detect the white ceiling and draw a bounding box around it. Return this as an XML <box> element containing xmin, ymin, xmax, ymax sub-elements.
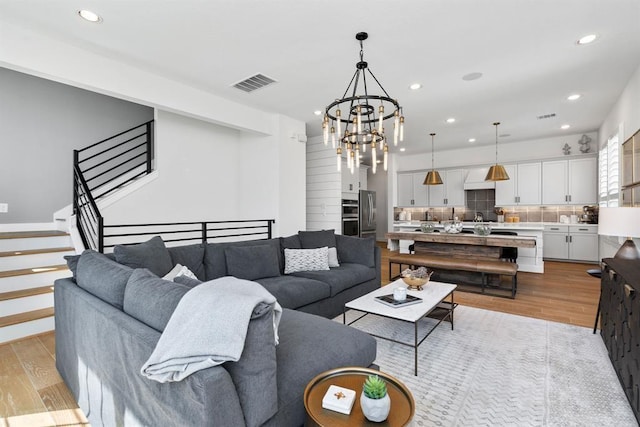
<box><xmin>2</xmin><ymin>0</ymin><xmax>640</xmax><ymax>156</ymax></box>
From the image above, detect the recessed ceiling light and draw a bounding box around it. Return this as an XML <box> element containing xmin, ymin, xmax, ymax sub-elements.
<box><xmin>567</xmin><ymin>94</ymin><xmax>581</xmax><ymax>101</ymax></box>
<box><xmin>409</xmin><ymin>83</ymin><xmax>422</xmax><ymax>90</ymax></box>
<box><xmin>376</xmin><ymin>160</ymin><xmax>382</xmax><ymax>164</ymax></box>
<box><xmin>313</xmin><ymin>110</ymin><xmax>322</xmax><ymax>116</ymax></box>
<box><xmin>400</xmin><ymin>148</ymin><xmax>406</xmax><ymax>152</ymax></box>
<box><xmin>577</xmin><ymin>34</ymin><xmax>597</xmax><ymax>45</ymax></box>
<box><xmin>561</xmin><ymin>124</ymin><xmax>571</xmax><ymax>130</ymax></box>
<box><xmin>468</xmin><ymin>138</ymin><xmax>476</xmax><ymax>143</ymax></box>
<box><xmin>78</xmin><ymin>9</ymin><xmax>102</xmax><ymax>23</ymax></box>
<box><xmin>446</xmin><ymin>118</ymin><xmax>456</xmax><ymax>124</ymax></box>
<box><xmin>462</xmin><ymin>72</ymin><xmax>483</xmax><ymax>81</ymax></box>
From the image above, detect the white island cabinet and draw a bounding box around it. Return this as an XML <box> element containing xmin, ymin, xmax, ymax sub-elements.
<box><xmin>543</xmin><ymin>224</ymin><xmax>598</xmax><ymax>262</ymax></box>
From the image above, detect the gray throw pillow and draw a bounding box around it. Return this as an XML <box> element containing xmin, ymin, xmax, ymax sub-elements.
<box><xmin>225</xmin><ymin>245</ymin><xmax>281</xmax><ymax>281</ymax></box>
<box><xmin>335</xmin><ymin>234</ymin><xmax>375</xmax><ymax>267</ymax></box>
<box><xmin>298</xmin><ymin>229</ymin><xmax>337</xmax><ymax>249</ymax></box>
<box><xmin>64</xmin><ymin>254</ymin><xmax>80</xmax><ymax>279</ymax></box>
<box><xmin>123</xmin><ymin>269</ymin><xmax>191</xmax><ymax>332</ymax></box>
<box><xmin>114</xmin><ymin>236</ymin><xmax>173</xmax><ymax>277</ymax></box>
<box><xmin>173</xmin><ymin>275</ymin><xmax>203</xmax><ymax>288</ymax></box>
<box><xmin>76</xmin><ymin>250</ymin><xmax>134</xmax><ymax>309</ymax></box>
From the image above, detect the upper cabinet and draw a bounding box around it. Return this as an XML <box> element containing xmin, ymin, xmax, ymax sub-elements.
<box><xmin>542</xmin><ymin>157</ymin><xmax>597</xmax><ymax>205</ymax></box>
<box><xmin>495</xmin><ymin>162</ymin><xmax>541</xmax><ymax>206</ymax></box>
<box><xmin>397</xmin><ymin>172</ymin><xmax>428</xmax><ymax>207</ymax></box>
<box><xmin>428</xmin><ymin>169</ymin><xmax>465</xmax><ymax>207</ymax></box>
<box><xmin>341</xmin><ymin>161</ymin><xmax>368</xmax><ymax>196</ymax></box>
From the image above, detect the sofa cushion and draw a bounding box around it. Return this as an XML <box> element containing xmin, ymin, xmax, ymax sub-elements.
<box><xmin>223</xmin><ymin>301</ymin><xmax>278</xmax><ymax>427</ymax></box>
<box><xmin>335</xmin><ymin>234</ymin><xmax>375</xmax><ymax>267</ymax></box>
<box><xmin>291</xmin><ymin>263</ymin><xmax>376</xmax><ymax>296</ymax></box>
<box><xmin>225</xmin><ymin>245</ymin><xmax>281</xmax><ymax>281</ymax></box>
<box><xmin>76</xmin><ymin>250</ymin><xmax>134</xmax><ymax>309</ymax></box>
<box><xmin>298</xmin><ymin>229</ymin><xmax>336</xmax><ymax>249</ymax></box>
<box><xmin>204</xmin><ymin>239</ymin><xmax>282</xmax><ymax>280</ymax></box>
<box><xmin>173</xmin><ymin>275</ymin><xmax>203</xmax><ymax>288</ymax></box>
<box><xmin>123</xmin><ymin>268</ymin><xmax>190</xmax><ymax>332</ymax></box>
<box><xmin>168</xmin><ymin>244</ymin><xmax>206</xmax><ymax>280</ymax></box>
<box><xmin>271</xmin><ymin>309</ymin><xmax>377</xmax><ymax>426</ymax></box>
<box><xmin>284</xmin><ymin>247</ymin><xmax>329</xmax><ymax>274</ymax></box>
<box><xmin>114</xmin><ymin>236</ymin><xmax>174</xmax><ymax>277</ymax></box>
<box><xmin>256</xmin><ymin>276</ymin><xmax>331</xmax><ymax>309</ymax></box>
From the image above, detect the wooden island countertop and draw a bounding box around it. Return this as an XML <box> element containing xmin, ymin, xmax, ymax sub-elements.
<box><xmin>385</xmin><ymin>231</ymin><xmax>536</xmax><ymax>248</ymax></box>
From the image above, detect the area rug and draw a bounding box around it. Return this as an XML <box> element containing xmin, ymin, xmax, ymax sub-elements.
<box><xmin>339</xmin><ymin>305</ymin><xmax>637</xmax><ymax>426</ymax></box>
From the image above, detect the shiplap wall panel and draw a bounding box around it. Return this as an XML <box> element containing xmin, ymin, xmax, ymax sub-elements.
<box><xmin>306</xmin><ymin>137</ymin><xmax>342</xmax><ymax>233</ymax></box>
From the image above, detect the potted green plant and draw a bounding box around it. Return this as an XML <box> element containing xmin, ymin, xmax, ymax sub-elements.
<box><xmin>360</xmin><ymin>374</ymin><xmax>390</xmax><ymax>422</ymax></box>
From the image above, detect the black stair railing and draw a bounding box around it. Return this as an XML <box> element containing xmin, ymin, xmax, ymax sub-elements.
<box><xmin>73</xmin><ymin>121</ymin><xmax>154</xmax><ymax>251</ymax></box>
<box><xmin>72</xmin><ymin>120</ymin><xmax>275</xmax><ymax>252</ymax></box>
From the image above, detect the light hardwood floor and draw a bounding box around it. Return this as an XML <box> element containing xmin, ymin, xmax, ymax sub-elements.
<box><xmin>1</xmin><ymin>247</ymin><xmax>600</xmax><ymax>426</ymax></box>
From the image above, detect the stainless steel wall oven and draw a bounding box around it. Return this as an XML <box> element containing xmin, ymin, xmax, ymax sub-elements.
<box><xmin>342</xmin><ymin>199</ymin><xmax>359</xmax><ymax>236</ymax></box>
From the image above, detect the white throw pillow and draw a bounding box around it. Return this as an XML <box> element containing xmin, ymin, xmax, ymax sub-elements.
<box><xmin>284</xmin><ymin>247</ymin><xmax>330</xmax><ymax>274</ymax></box>
<box><xmin>163</xmin><ymin>263</ymin><xmax>198</xmax><ymax>281</ymax></box>
<box><xmin>328</xmin><ymin>247</ymin><xmax>340</xmax><ymax>268</ymax></box>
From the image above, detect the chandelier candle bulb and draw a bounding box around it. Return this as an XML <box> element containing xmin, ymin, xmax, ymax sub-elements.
<box><xmin>336</xmin><ymin>147</ymin><xmax>342</xmax><ymax>171</ymax></box>
<box><xmin>336</xmin><ymin>109</ymin><xmax>342</xmax><ymax>136</ymax></box>
<box><xmin>331</xmin><ymin>127</ymin><xmax>336</xmax><ymax>148</ymax></box>
<box><xmin>383</xmin><ymin>144</ymin><xmax>388</xmax><ymax>171</ymax></box>
<box><xmin>378</xmin><ymin>105</ymin><xmax>384</xmax><ymax>133</ymax></box>
<box><xmin>400</xmin><ymin>116</ymin><xmax>405</xmax><ymax>142</ymax></box>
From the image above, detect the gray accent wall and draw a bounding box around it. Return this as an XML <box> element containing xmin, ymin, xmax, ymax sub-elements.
<box><xmin>0</xmin><ymin>67</ymin><xmax>153</xmax><ymax>224</ymax></box>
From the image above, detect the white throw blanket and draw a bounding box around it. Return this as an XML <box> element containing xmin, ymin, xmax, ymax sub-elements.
<box><xmin>141</xmin><ymin>276</ymin><xmax>282</xmax><ymax>383</ymax></box>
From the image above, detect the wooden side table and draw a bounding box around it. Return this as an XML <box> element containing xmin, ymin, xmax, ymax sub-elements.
<box><xmin>304</xmin><ymin>367</ymin><xmax>415</xmax><ymax>426</ymax></box>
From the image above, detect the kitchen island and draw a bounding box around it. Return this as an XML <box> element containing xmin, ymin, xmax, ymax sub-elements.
<box><xmin>387</xmin><ymin>222</ymin><xmax>544</xmax><ymax>273</ymax></box>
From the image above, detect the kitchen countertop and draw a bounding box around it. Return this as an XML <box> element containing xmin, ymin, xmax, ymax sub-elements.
<box><xmin>392</xmin><ymin>221</ymin><xmax>598</xmax><ymax>231</ymax></box>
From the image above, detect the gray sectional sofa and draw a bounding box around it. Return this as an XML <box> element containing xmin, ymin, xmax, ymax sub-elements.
<box><xmin>55</xmin><ymin>230</ymin><xmax>380</xmax><ymax>426</ymax></box>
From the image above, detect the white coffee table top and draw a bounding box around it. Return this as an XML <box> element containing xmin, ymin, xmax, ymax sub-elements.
<box><xmin>345</xmin><ymin>279</ymin><xmax>457</xmax><ymax>323</ymax></box>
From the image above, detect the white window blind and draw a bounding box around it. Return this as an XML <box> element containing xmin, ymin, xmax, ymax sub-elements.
<box><xmin>599</xmin><ymin>133</ymin><xmax>620</xmax><ymax>207</ymax></box>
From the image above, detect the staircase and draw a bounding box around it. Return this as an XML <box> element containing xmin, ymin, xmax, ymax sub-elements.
<box><xmin>0</xmin><ymin>230</ymin><xmax>74</xmax><ymax>345</ymax></box>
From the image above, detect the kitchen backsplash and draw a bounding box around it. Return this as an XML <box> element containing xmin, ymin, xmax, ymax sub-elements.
<box><xmin>395</xmin><ymin>199</ymin><xmax>592</xmax><ymax>223</ymax></box>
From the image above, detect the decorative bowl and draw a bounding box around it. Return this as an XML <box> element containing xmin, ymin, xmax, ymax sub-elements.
<box><xmin>401</xmin><ymin>275</ymin><xmax>429</xmax><ymax>290</ymax></box>
<box><xmin>420</xmin><ymin>222</ymin><xmax>436</xmax><ymax>233</ymax></box>
<box><xmin>473</xmin><ymin>223</ymin><xmax>492</xmax><ymax>236</ymax></box>
<box><xmin>442</xmin><ymin>220</ymin><xmax>463</xmax><ymax>234</ymax></box>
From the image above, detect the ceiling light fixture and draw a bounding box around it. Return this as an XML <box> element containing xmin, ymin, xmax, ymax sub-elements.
<box><xmin>485</xmin><ymin>122</ymin><xmax>510</xmax><ymax>182</ymax></box>
<box><xmin>446</xmin><ymin>118</ymin><xmax>456</xmax><ymax>124</ymax></box>
<box><xmin>577</xmin><ymin>34</ymin><xmax>597</xmax><ymax>45</ymax></box>
<box><xmin>468</xmin><ymin>138</ymin><xmax>476</xmax><ymax>143</ymax></box>
<box><xmin>78</xmin><ymin>9</ymin><xmax>102</xmax><ymax>23</ymax></box>
<box><xmin>313</xmin><ymin>110</ymin><xmax>322</xmax><ymax>116</ymax></box>
<box><xmin>400</xmin><ymin>148</ymin><xmax>406</xmax><ymax>152</ymax></box>
<box><xmin>323</xmin><ymin>32</ymin><xmax>403</xmax><ymax>175</ymax></box>
<box><xmin>409</xmin><ymin>83</ymin><xmax>422</xmax><ymax>90</ymax></box>
<box><xmin>561</xmin><ymin>124</ymin><xmax>571</xmax><ymax>130</ymax></box>
<box><xmin>567</xmin><ymin>94</ymin><xmax>581</xmax><ymax>101</ymax></box>
<box><xmin>424</xmin><ymin>133</ymin><xmax>443</xmax><ymax>185</ymax></box>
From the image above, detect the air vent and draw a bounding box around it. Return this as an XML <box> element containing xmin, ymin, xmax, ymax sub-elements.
<box><xmin>536</xmin><ymin>113</ymin><xmax>556</xmax><ymax>120</ymax></box>
<box><xmin>232</xmin><ymin>73</ymin><xmax>277</xmax><ymax>93</ymax></box>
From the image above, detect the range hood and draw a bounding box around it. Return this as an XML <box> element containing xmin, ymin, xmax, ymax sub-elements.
<box><xmin>464</xmin><ymin>167</ymin><xmax>496</xmax><ymax>190</ymax></box>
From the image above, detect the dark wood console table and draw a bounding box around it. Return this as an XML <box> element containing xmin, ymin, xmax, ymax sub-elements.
<box><xmin>600</xmin><ymin>258</ymin><xmax>640</xmax><ymax>424</ymax></box>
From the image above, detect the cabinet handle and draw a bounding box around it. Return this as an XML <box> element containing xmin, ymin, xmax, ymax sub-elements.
<box><xmin>569</xmin><ymin>235</ymin><xmax>572</xmax><ymax>243</ymax></box>
<box><xmin>569</xmin><ymin>195</ymin><xmax>572</xmax><ymax>202</ymax></box>
<box><xmin>550</xmin><ymin>227</ymin><xmax>560</xmax><ymax>230</ymax></box>
<box><xmin>565</xmin><ymin>236</ymin><xmax>568</xmax><ymax>243</ymax></box>
<box><xmin>625</xmin><ymin>284</ymin><xmax>635</xmax><ymax>298</ymax></box>
<box><xmin>578</xmin><ymin>228</ymin><xmax>588</xmax><ymax>231</ymax></box>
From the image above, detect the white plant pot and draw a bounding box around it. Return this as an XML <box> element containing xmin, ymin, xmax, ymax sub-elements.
<box><xmin>360</xmin><ymin>392</ymin><xmax>390</xmax><ymax>422</ymax></box>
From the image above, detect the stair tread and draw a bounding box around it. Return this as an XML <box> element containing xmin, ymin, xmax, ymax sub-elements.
<box><xmin>0</xmin><ymin>230</ymin><xmax>69</xmax><ymax>240</ymax></box>
<box><xmin>0</xmin><ymin>307</ymin><xmax>54</xmax><ymax>328</ymax></box>
<box><xmin>0</xmin><ymin>285</ymin><xmax>54</xmax><ymax>301</ymax></box>
<box><xmin>0</xmin><ymin>247</ymin><xmax>75</xmax><ymax>257</ymax></box>
<box><xmin>0</xmin><ymin>264</ymin><xmax>68</xmax><ymax>279</ymax></box>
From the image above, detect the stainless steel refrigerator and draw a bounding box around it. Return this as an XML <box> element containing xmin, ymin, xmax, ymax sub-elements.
<box><xmin>359</xmin><ymin>190</ymin><xmax>377</xmax><ymax>240</ymax></box>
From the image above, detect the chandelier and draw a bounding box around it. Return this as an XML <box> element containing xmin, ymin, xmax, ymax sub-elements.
<box><xmin>322</xmin><ymin>32</ymin><xmax>404</xmax><ymax>175</ymax></box>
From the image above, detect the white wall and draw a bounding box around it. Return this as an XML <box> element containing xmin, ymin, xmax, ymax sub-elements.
<box><xmin>306</xmin><ymin>135</ymin><xmax>341</xmax><ymax>232</ymax></box>
<box><xmin>0</xmin><ymin>67</ymin><xmax>153</xmax><ymax>223</ymax></box>
<box><xmin>1</xmin><ymin>21</ymin><xmax>307</xmax><ymax>235</ymax></box>
<box><xmin>598</xmin><ymin>63</ymin><xmax>640</xmax><ymax>258</ymax></box>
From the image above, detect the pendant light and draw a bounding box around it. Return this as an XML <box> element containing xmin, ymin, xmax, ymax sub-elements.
<box><xmin>485</xmin><ymin>122</ymin><xmax>510</xmax><ymax>181</ymax></box>
<box><xmin>423</xmin><ymin>133</ymin><xmax>443</xmax><ymax>185</ymax></box>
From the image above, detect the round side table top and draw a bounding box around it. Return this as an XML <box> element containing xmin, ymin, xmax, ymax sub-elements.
<box><xmin>303</xmin><ymin>367</ymin><xmax>415</xmax><ymax>427</ymax></box>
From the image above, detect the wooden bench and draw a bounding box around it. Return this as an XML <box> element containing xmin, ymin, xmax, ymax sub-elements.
<box><xmin>389</xmin><ymin>253</ymin><xmax>518</xmax><ymax>298</ymax></box>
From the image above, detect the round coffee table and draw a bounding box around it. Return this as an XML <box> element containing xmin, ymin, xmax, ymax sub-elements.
<box><xmin>304</xmin><ymin>367</ymin><xmax>415</xmax><ymax>426</ymax></box>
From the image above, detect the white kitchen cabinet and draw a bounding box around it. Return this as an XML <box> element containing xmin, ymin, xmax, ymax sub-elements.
<box><xmin>427</xmin><ymin>169</ymin><xmax>465</xmax><ymax>206</ymax></box>
<box><xmin>543</xmin><ymin>224</ymin><xmax>599</xmax><ymax>261</ymax></box>
<box><xmin>542</xmin><ymin>157</ymin><xmax>597</xmax><ymax>205</ymax></box>
<box><xmin>495</xmin><ymin>162</ymin><xmax>541</xmax><ymax>205</ymax></box>
<box><xmin>397</xmin><ymin>172</ymin><xmax>428</xmax><ymax>207</ymax></box>
<box><xmin>341</xmin><ymin>161</ymin><xmax>367</xmax><ymax>196</ymax></box>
